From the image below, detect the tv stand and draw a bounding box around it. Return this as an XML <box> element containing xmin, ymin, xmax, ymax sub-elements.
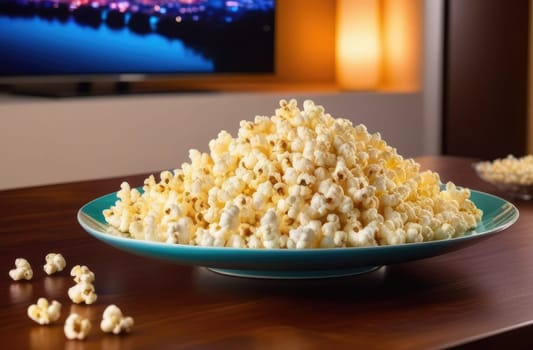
<box><xmin>3</xmin><ymin>81</ymin><xmax>133</xmax><ymax>98</ymax></box>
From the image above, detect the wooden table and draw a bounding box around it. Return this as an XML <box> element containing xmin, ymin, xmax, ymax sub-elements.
<box><xmin>1</xmin><ymin>156</ymin><xmax>533</xmax><ymax>350</ymax></box>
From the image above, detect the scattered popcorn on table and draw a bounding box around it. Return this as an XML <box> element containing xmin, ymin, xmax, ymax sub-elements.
<box><xmin>100</xmin><ymin>305</ymin><xmax>134</xmax><ymax>335</ymax></box>
<box><xmin>68</xmin><ymin>265</ymin><xmax>97</xmax><ymax>304</ymax></box>
<box><xmin>103</xmin><ymin>99</ymin><xmax>483</xmax><ymax>248</ymax></box>
<box><xmin>27</xmin><ymin>298</ymin><xmax>61</xmax><ymax>325</ymax></box>
<box><xmin>70</xmin><ymin>265</ymin><xmax>95</xmax><ymax>284</ymax></box>
<box><xmin>64</xmin><ymin>313</ymin><xmax>91</xmax><ymax>340</ymax></box>
<box><xmin>9</xmin><ymin>258</ymin><xmax>33</xmax><ymax>281</ymax></box>
<box><xmin>68</xmin><ymin>281</ymin><xmax>98</xmax><ymax>304</ymax></box>
<box><xmin>43</xmin><ymin>253</ymin><xmax>66</xmax><ymax>275</ymax></box>
<box><xmin>475</xmin><ymin>155</ymin><xmax>533</xmax><ymax>185</ymax></box>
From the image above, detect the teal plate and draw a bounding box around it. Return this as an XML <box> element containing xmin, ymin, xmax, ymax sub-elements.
<box><xmin>78</xmin><ymin>190</ymin><xmax>518</xmax><ymax>279</ymax></box>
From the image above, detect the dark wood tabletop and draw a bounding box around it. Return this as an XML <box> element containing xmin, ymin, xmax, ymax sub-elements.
<box><xmin>1</xmin><ymin>156</ymin><xmax>533</xmax><ymax>350</ymax></box>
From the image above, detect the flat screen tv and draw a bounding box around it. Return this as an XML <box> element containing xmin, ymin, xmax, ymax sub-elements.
<box><xmin>0</xmin><ymin>0</ymin><xmax>275</xmax><ymax>95</ymax></box>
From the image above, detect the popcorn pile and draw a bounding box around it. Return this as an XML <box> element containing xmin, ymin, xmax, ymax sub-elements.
<box><xmin>104</xmin><ymin>99</ymin><xmax>482</xmax><ymax>248</ymax></box>
<box><xmin>475</xmin><ymin>155</ymin><xmax>533</xmax><ymax>185</ymax></box>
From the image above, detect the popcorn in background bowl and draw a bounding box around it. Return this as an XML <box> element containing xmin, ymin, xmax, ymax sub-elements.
<box><xmin>474</xmin><ymin>155</ymin><xmax>533</xmax><ymax>200</ymax></box>
<box><xmin>103</xmin><ymin>99</ymin><xmax>483</xmax><ymax>248</ymax></box>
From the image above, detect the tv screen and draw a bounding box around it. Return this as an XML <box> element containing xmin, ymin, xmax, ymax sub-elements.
<box><xmin>0</xmin><ymin>0</ymin><xmax>275</xmax><ymax>81</ymax></box>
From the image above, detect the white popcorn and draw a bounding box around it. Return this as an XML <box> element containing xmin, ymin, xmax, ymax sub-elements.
<box><xmin>104</xmin><ymin>99</ymin><xmax>483</xmax><ymax>248</ymax></box>
<box><xmin>320</xmin><ymin>214</ymin><xmax>341</xmax><ymax>248</ymax></box>
<box><xmin>292</xmin><ymin>154</ymin><xmax>314</xmax><ymax>173</ymax></box>
<box><xmin>334</xmin><ymin>231</ymin><xmax>347</xmax><ymax>247</ymax></box>
<box><xmin>43</xmin><ymin>253</ymin><xmax>66</xmax><ymax>275</ymax></box>
<box><xmin>64</xmin><ymin>313</ymin><xmax>91</xmax><ymax>340</ymax></box>
<box><xmin>68</xmin><ymin>265</ymin><xmax>97</xmax><ymax>304</ymax></box>
<box><xmin>348</xmin><ymin>221</ymin><xmax>379</xmax><ymax>247</ymax></box>
<box><xmin>288</xmin><ymin>221</ymin><xmax>320</xmax><ymax>249</ymax></box>
<box><xmin>381</xmin><ymin>193</ymin><xmax>401</xmax><ymax>207</ymax></box>
<box><xmin>324</xmin><ymin>183</ymin><xmax>344</xmax><ymax>210</ymax></box>
<box><xmin>475</xmin><ymin>154</ymin><xmax>533</xmax><ymax>185</ymax></box>
<box><xmin>228</xmin><ymin>234</ymin><xmax>246</xmax><ymax>248</ymax></box>
<box><xmin>257</xmin><ymin>209</ymin><xmax>281</xmax><ymax>248</ymax></box>
<box><xmin>348</xmin><ymin>186</ymin><xmax>374</xmax><ymax>203</ymax></box>
<box><xmin>68</xmin><ymin>281</ymin><xmax>98</xmax><ymax>305</ymax></box>
<box><xmin>282</xmin><ymin>167</ymin><xmax>298</xmax><ymax>185</ymax></box>
<box><xmin>166</xmin><ymin>217</ymin><xmax>193</xmax><ymax>244</ymax></box>
<box><xmin>338</xmin><ymin>196</ymin><xmax>354</xmax><ymax>214</ymax></box>
<box><xmin>27</xmin><ymin>298</ymin><xmax>62</xmax><ymax>325</ymax></box>
<box><xmin>195</xmin><ymin>228</ymin><xmax>213</xmax><ymax>247</ymax></box>
<box><xmin>100</xmin><ymin>305</ymin><xmax>134</xmax><ymax>335</ymax></box>
<box><xmin>219</xmin><ymin>204</ymin><xmax>239</xmax><ymax>227</ymax></box>
<box><xmin>309</xmin><ymin>193</ymin><xmax>328</xmax><ymax>218</ymax></box>
<box><xmin>383</xmin><ymin>207</ymin><xmax>404</xmax><ymax>227</ymax></box>
<box><xmin>247</xmin><ymin>235</ymin><xmax>263</xmax><ymax>248</ymax></box>
<box><xmin>9</xmin><ymin>258</ymin><xmax>33</xmax><ymax>281</ymax></box>
<box><xmin>379</xmin><ymin>222</ymin><xmax>406</xmax><ymax>245</ymax></box>
<box><xmin>143</xmin><ymin>215</ymin><xmax>157</xmax><ymax>241</ymax></box>
<box><xmin>70</xmin><ymin>265</ymin><xmax>95</xmax><ymax>284</ymax></box>
<box><xmin>434</xmin><ymin>222</ymin><xmax>456</xmax><ymax>240</ymax></box>
<box><xmin>405</xmin><ymin>223</ymin><xmax>424</xmax><ymax>243</ymax></box>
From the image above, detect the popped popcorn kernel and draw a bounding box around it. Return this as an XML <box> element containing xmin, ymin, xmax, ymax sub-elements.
<box><xmin>64</xmin><ymin>313</ymin><xmax>91</xmax><ymax>340</ymax></box>
<box><xmin>9</xmin><ymin>258</ymin><xmax>33</xmax><ymax>281</ymax></box>
<box><xmin>103</xmin><ymin>99</ymin><xmax>483</xmax><ymax>248</ymax></box>
<box><xmin>27</xmin><ymin>298</ymin><xmax>61</xmax><ymax>325</ymax></box>
<box><xmin>100</xmin><ymin>305</ymin><xmax>134</xmax><ymax>335</ymax></box>
<box><xmin>68</xmin><ymin>281</ymin><xmax>98</xmax><ymax>305</ymax></box>
<box><xmin>70</xmin><ymin>265</ymin><xmax>95</xmax><ymax>284</ymax></box>
<box><xmin>68</xmin><ymin>265</ymin><xmax>97</xmax><ymax>304</ymax></box>
<box><xmin>43</xmin><ymin>253</ymin><xmax>66</xmax><ymax>275</ymax></box>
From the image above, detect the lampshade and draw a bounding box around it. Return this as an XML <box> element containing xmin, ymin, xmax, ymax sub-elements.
<box><xmin>336</xmin><ymin>0</ymin><xmax>421</xmax><ymax>91</ymax></box>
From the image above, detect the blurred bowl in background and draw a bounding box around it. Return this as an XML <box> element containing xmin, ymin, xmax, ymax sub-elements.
<box><xmin>474</xmin><ymin>156</ymin><xmax>533</xmax><ymax>200</ymax></box>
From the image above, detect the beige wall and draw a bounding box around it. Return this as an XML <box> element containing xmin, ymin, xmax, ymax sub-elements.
<box><xmin>0</xmin><ymin>92</ymin><xmax>422</xmax><ymax>190</ymax></box>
